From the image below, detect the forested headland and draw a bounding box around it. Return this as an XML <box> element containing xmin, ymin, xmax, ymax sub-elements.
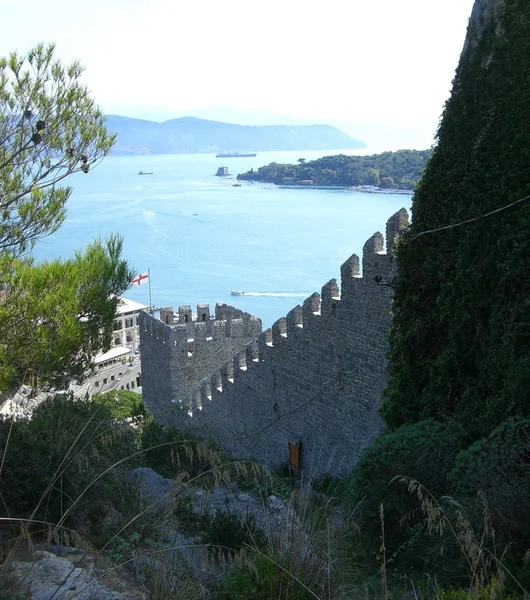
<box><xmin>237</xmin><ymin>149</ymin><xmax>432</xmax><ymax>190</ymax></box>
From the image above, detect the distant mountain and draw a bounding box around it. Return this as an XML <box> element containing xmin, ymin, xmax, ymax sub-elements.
<box><xmin>104</xmin><ymin>115</ymin><xmax>366</xmax><ymax>155</ymax></box>
<box><xmin>103</xmin><ymin>104</ymin><xmax>435</xmax><ymax>150</ymax></box>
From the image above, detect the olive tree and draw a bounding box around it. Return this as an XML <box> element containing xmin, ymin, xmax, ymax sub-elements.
<box><xmin>0</xmin><ymin>43</ymin><xmax>115</xmax><ymax>255</ymax></box>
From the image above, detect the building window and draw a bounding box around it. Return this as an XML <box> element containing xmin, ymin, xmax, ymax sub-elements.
<box><xmin>103</xmin><ymin>378</ymin><xmax>108</xmax><ymax>384</ymax></box>
<box><xmin>131</xmin><ymin>382</ymin><xmax>135</xmax><ymax>389</ymax></box>
<box><xmin>114</xmin><ymin>336</ymin><xmax>121</xmax><ymax>346</ymax></box>
<box><xmin>111</xmin><ymin>375</ymin><xmax>115</xmax><ymax>381</ymax></box>
<box><xmin>126</xmin><ymin>334</ymin><xmax>133</xmax><ymax>343</ymax></box>
<box><xmin>125</xmin><ymin>317</ymin><xmax>134</xmax><ymax>328</ymax></box>
<box><xmin>95</xmin><ymin>381</ymin><xmax>99</xmax><ymax>387</ymax></box>
<box><xmin>136</xmin><ymin>316</ymin><xmax>140</xmax><ymax>326</ymax></box>
<box><xmin>113</xmin><ymin>320</ymin><xmax>122</xmax><ymax>330</ymax></box>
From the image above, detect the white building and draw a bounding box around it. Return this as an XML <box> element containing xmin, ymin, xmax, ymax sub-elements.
<box><xmin>71</xmin><ymin>297</ymin><xmax>148</xmax><ymax>398</ymax></box>
<box><xmin>71</xmin><ymin>347</ymin><xmax>142</xmax><ymax>398</ymax></box>
<box><xmin>111</xmin><ymin>297</ymin><xmax>149</xmax><ymax>352</ymax></box>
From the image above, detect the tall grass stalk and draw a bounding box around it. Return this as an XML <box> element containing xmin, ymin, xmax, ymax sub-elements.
<box><xmin>395</xmin><ymin>476</ymin><xmax>528</xmax><ymax>597</ymax></box>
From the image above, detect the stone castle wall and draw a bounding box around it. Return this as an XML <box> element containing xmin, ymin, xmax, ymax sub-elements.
<box><xmin>140</xmin><ymin>303</ymin><xmax>262</xmax><ymax>422</ymax></box>
<box><xmin>140</xmin><ymin>208</ymin><xmax>409</xmax><ymax>477</ymax></box>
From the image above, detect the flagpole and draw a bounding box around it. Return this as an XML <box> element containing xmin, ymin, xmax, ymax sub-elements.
<box><xmin>148</xmin><ymin>268</ymin><xmax>153</xmax><ymax>314</ymax></box>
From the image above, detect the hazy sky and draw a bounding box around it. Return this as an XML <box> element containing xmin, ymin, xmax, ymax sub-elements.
<box><xmin>1</xmin><ymin>0</ymin><xmax>475</xmax><ymax>145</ymax></box>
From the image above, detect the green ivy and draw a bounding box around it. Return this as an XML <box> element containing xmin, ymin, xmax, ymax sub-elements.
<box><xmin>383</xmin><ymin>0</ymin><xmax>530</xmax><ymax>440</ymax></box>
<box><xmin>342</xmin><ymin>419</ymin><xmax>461</xmax><ymax>566</ymax></box>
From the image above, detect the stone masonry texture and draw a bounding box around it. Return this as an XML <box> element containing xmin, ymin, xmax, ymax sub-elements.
<box><xmin>140</xmin><ymin>208</ymin><xmax>409</xmax><ymax>477</ymax></box>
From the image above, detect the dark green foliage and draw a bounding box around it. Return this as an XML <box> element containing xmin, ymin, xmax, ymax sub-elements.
<box><xmin>140</xmin><ymin>419</ymin><xmax>204</xmax><ymax>480</ymax></box>
<box><xmin>0</xmin><ymin>395</ymin><xmax>139</xmax><ymax>525</ymax></box>
<box><xmin>220</xmin><ymin>553</ymin><xmax>319</xmax><ymax>600</ymax></box>
<box><xmin>91</xmin><ymin>389</ymin><xmax>147</xmax><ymax>420</ymax></box>
<box><xmin>343</xmin><ymin>420</ymin><xmax>461</xmax><ymax>564</ymax></box>
<box><xmin>383</xmin><ymin>0</ymin><xmax>530</xmax><ymax>439</ymax></box>
<box><xmin>437</xmin><ymin>580</ymin><xmax>520</xmax><ymax>600</ymax></box>
<box><xmin>237</xmin><ymin>149</ymin><xmax>432</xmax><ymax>189</ymax></box>
<box><xmin>0</xmin><ymin>235</ymin><xmax>134</xmax><ymax>390</ymax></box>
<box><xmin>0</xmin><ymin>44</ymin><xmax>115</xmax><ymax>255</ymax></box>
<box><xmin>201</xmin><ymin>509</ymin><xmax>266</xmax><ymax>557</ymax></box>
<box><xmin>449</xmin><ymin>418</ymin><xmax>530</xmax><ymax>554</ymax></box>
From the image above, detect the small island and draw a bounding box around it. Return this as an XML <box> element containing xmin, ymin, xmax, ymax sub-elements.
<box><xmin>237</xmin><ymin>149</ymin><xmax>432</xmax><ymax>191</ymax></box>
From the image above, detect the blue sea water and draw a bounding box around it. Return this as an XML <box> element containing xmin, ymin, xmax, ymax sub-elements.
<box><xmin>33</xmin><ymin>150</ymin><xmax>412</xmax><ymax>328</ymax></box>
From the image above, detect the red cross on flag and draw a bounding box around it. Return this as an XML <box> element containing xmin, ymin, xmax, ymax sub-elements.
<box><xmin>131</xmin><ymin>270</ymin><xmax>149</xmax><ymax>287</ymax></box>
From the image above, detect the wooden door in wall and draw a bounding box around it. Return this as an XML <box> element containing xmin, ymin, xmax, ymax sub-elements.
<box><xmin>288</xmin><ymin>441</ymin><xmax>302</xmax><ymax>475</ymax></box>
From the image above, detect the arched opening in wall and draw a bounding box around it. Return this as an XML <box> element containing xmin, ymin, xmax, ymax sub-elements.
<box><xmin>235</xmin><ymin>350</ymin><xmax>247</xmax><ymax>372</ymax></box>
<box><xmin>259</xmin><ymin>329</ymin><xmax>273</xmax><ymax>360</ymax></box>
<box><xmin>201</xmin><ymin>313</ymin><xmax>207</xmax><ymax>321</ymax></box>
<box><xmin>246</xmin><ymin>341</ymin><xmax>259</xmax><ymax>363</ymax></box>
<box><xmin>202</xmin><ymin>379</ymin><xmax>212</xmax><ymax>401</ymax></box>
<box><xmin>212</xmin><ymin>371</ymin><xmax>222</xmax><ymax>392</ymax></box>
<box><xmin>184</xmin><ymin>315</ymin><xmax>189</xmax><ymax>323</ymax></box>
<box><xmin>187</xmin><ymin>340</ymin><xmax>195</xmax><ymax>356</ymax></box>
<box><xmin>136</xmin><ymin>374</ymin><xmax>141</xmax><ymax>387</ymax></box>
<box><xmin>307</xmin><ymin>293</ymin><xmax>321</xmax><ymax>316</ymax></box>
<box><xmin>193</xmin><ymin>388</ymin><xmax>202</xmax><ymax>412</ymax></box>
<box><xmin>224</xmin><ymin>360</ymin><xmax>234</xmax><ymax>384</ymax></box>
<box><xmin>287</xmin><ymin>305</ymin><xmax>303</xmax><ymax>330</ymax></box>
<box><xmin>165</xmin><ymin>315</ymin><xmax>170</xmax><ymax>324</ymax></box>
<box><xmin>273</xmin><ymin>317</ymin><xmax>287</xmax><ymax>340</ymax></box>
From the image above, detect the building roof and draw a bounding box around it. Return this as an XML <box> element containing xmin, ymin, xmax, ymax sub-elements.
<box><xmin>116</xmin><ymin>297</ymin><xmax>149</xmax><ymax>315</ymax></box>
<box><xmin>94</xmin><ymin>345</ymin><xmax>131</xmax><ymax>364</ymax></box>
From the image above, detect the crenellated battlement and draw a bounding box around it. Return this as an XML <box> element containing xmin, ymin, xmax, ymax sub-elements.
<box><xmin>140</xmin><ymin>209</ymin><xmax>409</xmax><ymax>477</ymax></box>
<box><xmin>140</xmin><ymin>301</ymin><xmax>262</xmax><ymax>413</ymax></box>
<box><xmin>144</xmin><ymin>303</ymin><xmax>261</xmax><ymax>343</ymax></box>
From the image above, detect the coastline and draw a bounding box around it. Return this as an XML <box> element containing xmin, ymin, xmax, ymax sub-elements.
<box><xmin>347</xmin><ymin>185</ymin><xmax>414</xmax><ymax>195</ymax></box>
<box><xmin>267</xmin><ymin>182</ymin><xmax>413</xmax><ymax>195</ymax></box>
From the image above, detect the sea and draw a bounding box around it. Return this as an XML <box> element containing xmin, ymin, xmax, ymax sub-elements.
<box><xmin>33</xmin><ymin>150</ymin><xmax>413</xmax><ymax>329</ymax></box>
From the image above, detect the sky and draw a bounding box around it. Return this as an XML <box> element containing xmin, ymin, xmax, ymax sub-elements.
<box><xmin>1</xmin><ymin>0</ymin><xmax>476</xmax><ymax>148</ymax></box>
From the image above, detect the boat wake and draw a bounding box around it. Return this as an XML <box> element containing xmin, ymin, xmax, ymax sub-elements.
<box><xmin>236</xmin><ymin>291</ymin><xmax>310</xmax><ymax>298</ymax></box>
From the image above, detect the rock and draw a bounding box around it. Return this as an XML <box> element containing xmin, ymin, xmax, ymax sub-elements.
<box><xmin>9</xmin><ymin>549</ymin><xmax>142</xmax><ymax>599</ymax></box>
<box><xmin>132</xmin><ymin>556</ymin><xmax>165</xmax><ymax>580</ymax></box>
<box><xmin>129</xmin><ymin>467</ymin><xmax>175</xmax><ymax>512</ymax></box>
<box><xmin>235</xmin><ymin>493</ymin><xmax>252</xmax><ymax>504</ymax></box>
<box><xmin>267</xmin><ymin>495</ymin><xmax>286</xmax><ymax>511</ymax></box>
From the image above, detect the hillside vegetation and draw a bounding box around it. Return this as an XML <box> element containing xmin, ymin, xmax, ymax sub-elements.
<box><xmin>105</xmin><ymin>115</ymin><xmax>365</xmax><ymax>155</ymax></box>
<box><xmin>237</xmin><ymin>149</ymin><xmax>431</xmax><ymax>189</ymax></box>
<box><xmin>1</xmin><ymin>3</ymin><xmax>530</xmax><ymax>598</ymax></box>
<box><xmin>384</xmin><ymin>0</ymin><xmax>530</xmax><ymax>436</ymax></box>
<box><xmin>342</xmin><ymin>0</ymin><xmax>530</xmax><ymax>592</ymax></box>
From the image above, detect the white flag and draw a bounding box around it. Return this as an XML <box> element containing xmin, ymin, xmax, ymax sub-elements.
<box><xmin>131</xmin><ymin>270</ymin><xmax>149</xmax><ymax>287</ymax></box>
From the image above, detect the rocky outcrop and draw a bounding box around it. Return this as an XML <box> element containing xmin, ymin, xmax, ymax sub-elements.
<box><xmin>8</xmin><ymin>547</ymin><xmax>143</xmax><ymax>600</ymax></box>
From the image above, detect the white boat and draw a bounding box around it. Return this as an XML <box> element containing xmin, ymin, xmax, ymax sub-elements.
<box><xmin>231</xmin><ymin>290</ymin><xmax>245</xmax><ymax>296</ymax></box>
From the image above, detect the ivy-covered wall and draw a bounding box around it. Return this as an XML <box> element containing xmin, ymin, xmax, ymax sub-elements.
<box><xmin>382</xmin><ymin>0</ymin><xmax>530</xmax><ymax>439</ymax></box>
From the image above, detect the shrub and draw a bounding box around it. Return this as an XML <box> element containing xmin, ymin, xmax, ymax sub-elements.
<box><xmin>343</xmin><ymin>419</ymin><xmax>461</xmax><ymax>568</ymax></box>
<box><xmin>220</xmin><ymin>553</ymin><xmax>318</xmax><ymax>600</ymax></box>
<box><xmin>201</xmin><ymin>508</ymin><xmax>266</xmax><ymax>557</ymax></box>
<box><xmin>91</xmin><ymin>389</ymin><xmax>147</xmax><ymax>420</ymax></box>
<box><xmin>139</xmin><ymin>419</ymin><xmax>206</xmax><ymax>481</ymax></box>
<box><xmin>0</xmin><ymin>394</ymin><xmax>139</xmax><ymax>526</ymax></box>
<box><xmin>449</xmin><ymin>417</ymin><xmax>530</xmax><ymax>558</ymax></box>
